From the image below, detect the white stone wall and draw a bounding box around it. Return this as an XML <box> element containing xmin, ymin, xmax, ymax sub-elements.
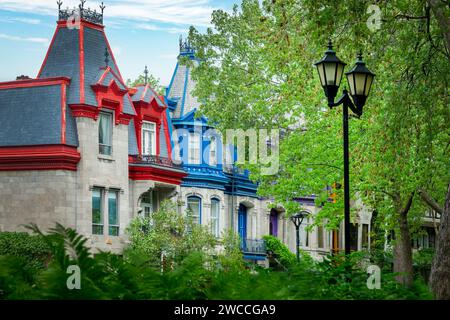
<box><xmin>178</xmin><ymin>187</ymin><xmax>229</xmax><ymax>237</ymax></box>
<box><xmin>74</xmin><ymin>115</ymin><xmax>130</xmax><ymax>252</ymax></box>
<box><xmin>0</xmin><ymin>170</ymin><xmax>77</xmax><ymax>232</ymax></box>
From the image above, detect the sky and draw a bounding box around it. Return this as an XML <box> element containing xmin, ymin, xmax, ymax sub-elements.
<box><xmin>0</xmin><ymin>0</ymin><xmax>238</xmax><ymax>86</ymax></box>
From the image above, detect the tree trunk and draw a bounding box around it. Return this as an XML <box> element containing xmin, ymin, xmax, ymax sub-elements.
<box><xmin>393</xmin><ymin>193</ymin><xmax>414</xmax><ymax>287</ymax></box>
<box><xmin>429</xmin><ymin>183</ymin><xmax>450</xmax><ymax>300</ymax></box>
<box><xmin>428</xmin><ymin>0</ymin><xmax>450</xmax><ymax>52</ymax></box>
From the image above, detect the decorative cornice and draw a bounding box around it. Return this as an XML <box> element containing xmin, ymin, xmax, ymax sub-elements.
<box><xmin>0</xmin><ymin>145</ymin><xmax>80</xmax><ymax>171</ymax></box>
<box><xmin>129</xmin><ymin>165</ymin><xmax>187</xmax><ymax>185</ymax></box>
<box><xmin>0</xmin><ymin>77</ymin><xmax>71</xmax><ymax>90</ymax></box>
<box><xmin>69</xmin><ymin>104</ymin><xmax>99</xmax><ymax>120</ymax></box>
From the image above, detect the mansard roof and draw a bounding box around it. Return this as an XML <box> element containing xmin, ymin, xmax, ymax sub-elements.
<box><xmin>166</xmin><ymin>58</ymin><xmax>201</xmax><ymax>119</ymax></box>
<box><xmin>131</xmin><ymin>85</ymin><xmax>165</xmax><ymax>108</ymax></box>
<box><xmin>171</xmin><ymin>108</ymin><xmax>208</xmax><ymax>127</ymax></box>
<box><xmin>38</xmin><ymin>20</ymin><xmax>135</xmax><ymax>116</ymax></box>
<box><xmin>0</xmin><ymin>77</ymin><xmax>78</xmax><ymax>147</ymax></box>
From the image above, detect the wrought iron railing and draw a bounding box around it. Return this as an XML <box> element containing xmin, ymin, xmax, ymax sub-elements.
<box><xmin>57</xmin><ymin>0</ymin><xmax>105</xmax><ymax>25</ymax></box>
<box><xmin>240</xmin><ymin>238</ymin><xmax>266</xmax><ymax>255</ymax></box>
<box><xmin>130</xmin><ymin>155</ymin><xmax>184</xmax><ymax>170</ymax></box>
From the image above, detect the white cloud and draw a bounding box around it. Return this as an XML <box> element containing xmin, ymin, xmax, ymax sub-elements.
<box><xmin>0</xmin><ymin>33</ymin><xmax>49</xmax><ymax>45</ymax></box>
<box><xmin>0</xmin><ymin>0</ymin><xmax>224</xmax><ymax>27</ymax></box>
<box><xmin>136</xmin><ymin>23</ymin><xmax>188</xmax><ymax>34</ymax></box>
<box><xmin>0</xmin><ymin>16</ymin><xmax>42</xmax><ymax>24</ymax></box>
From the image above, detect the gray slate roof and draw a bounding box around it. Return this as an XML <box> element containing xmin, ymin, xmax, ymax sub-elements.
<box><xmin>0</xmin><ymin>84</ymin><xmax>78</xmax><ymax>147</ymax></box>
<box><xmin>167</xmin><ymin>60</ymin><xmax>200</xmax><ymax>119</ymax></box>
<box><xmin>39</xmin><ymin>25</ymin><xmax>135</xmax><ymax>116</ymax></box>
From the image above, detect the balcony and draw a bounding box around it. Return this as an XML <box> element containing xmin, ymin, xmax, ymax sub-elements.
<box><xmin>241</xmin><ymin>239</ymin><xmax>267</xmax><ymax>261</ymax></box>
<box><xmin>130</xmin><ymin>155</ymin><xmax>184</xmax><ymax>170</ymax></box>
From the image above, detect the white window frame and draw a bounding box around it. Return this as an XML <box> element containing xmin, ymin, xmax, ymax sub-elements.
<box><xmin>187</xmin><ymin>196</ymin><xmax>201</xmax><ymax>225</ymax></box>
<box><xmin>142</xmin><ymin>121</ymin><xmax>157</xmax><ymax>156</ymax></box>
<box><xmin>210</xmin><ymin>198</ymin><xmax>220</xmax><ymax>237</ymax></box>
<box><xmin>99</xmin><ymin>112</ymin><xmax>113</xmax><ymax>156</ymax></box>
<box><xmin>209</xmin><ymin>136</ymin><xmax>217</xmax><ymax>166</ymax></box>
<box><xmin>188</xmin><ymin>132</ymin><xmax>201</xmax><ymax>164</ymax></box>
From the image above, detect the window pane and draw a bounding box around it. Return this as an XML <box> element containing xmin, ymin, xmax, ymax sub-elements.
<box><xmin>142</xmin><ymin>121</ymin><xmax>156</xmax><ymax>155</ymax></box>
<box><xmin>210</xmin><ymin>137</ymin><xmax>217</xmax><ymax>166</ymax></box>
<box><xmin>108</xmin><ymin>191</ymin><xmax>119</xmax><ymax>236</ymax></box>
<box><xmin>211</xmin><ymin>199</ymin><xmax>219</xmax><ymax>237</ymax></box>
<box><xmin>188</xmin><ymin>133</ymin><xmax>200</xmax><ymax>164</ymax></box>
<box><xmin>317</xmin><ymin>226</ymin><xmax>324</xmax><ymax>248</ymax></box>
<box><xmin>92</xmin><ymin>188</ymin><xmax>103</xmax><ymax>235</ymax></box>
<box><xmin>187</xmin><ymin>197</ymin><xmax>201</xmax><ymax>224</ymax></box>
<box><xmin>362</xmin><ymin>224</ymin><xmax>369</xmax><ymax>249</ymax></box>
<box><xmin>99</xmin><ymin>113</ymin><xmax>112</xmax><ymax>155</ymax></box>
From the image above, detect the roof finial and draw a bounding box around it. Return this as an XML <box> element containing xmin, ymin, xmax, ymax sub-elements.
<box><xmin>327</xmin><ymin>38</ymin><xmax>333</xmax><ymax>50</ymax></box>
<box><xmin>100</xmin><ymin>2</ymin><xmax>106</xmax><ymax>14</ymax></box>
<box><xmin>79</xmin><ymin>0</ymin><xmax>86</xmax><ymax>10</ymax></box>
<box><xmin>357</xmin><ymin>50</ymin><xmax>363</xmax><ymax>61</ymax></box>
<box><xmin>144</xmin><ymin>66</ymin><xmax>149</xmax><ymax>85</ymax></box>
<box><xmin>104</xmin><ymin>47</ymin><xmax>109</xmax><ymax>67</ymax></box>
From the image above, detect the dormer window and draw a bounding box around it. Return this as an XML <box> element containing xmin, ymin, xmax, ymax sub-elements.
<box><xmin>188</xmin><ymin>132</ymin><xmax>201</xmax><ymax>164</ymax></box>
<box><xmin>142</xmin><ymin>121</ymin><xmax>156</xmax><ymax>156</ymax></box>
<box><xmin>99</xmin><ymin>112</ymin><xmax>113</xmax><ymax>155</ymax></box>
<box><xmin>209</xmin><ymin>136</ymin><xmax>217</xmax><ymax>166</ymax></box>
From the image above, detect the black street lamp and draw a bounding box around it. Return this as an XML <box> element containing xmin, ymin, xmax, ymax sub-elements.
<box><xmin>290</xmin><ymin>210</ymin><xmax>310</xmax><ymax>262</ymax></box>
<box><xmin>314</xmin><ymin>39</ymin><xmax>375</xmax><ymax>256</ymax></box>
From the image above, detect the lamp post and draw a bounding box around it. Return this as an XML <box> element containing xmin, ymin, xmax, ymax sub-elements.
<box><xmin>314</xmin><ymin>39</ymin><xmax>375</xmax><ymax>256</ymax></box>
<box><xmin>290</xmin><ymin>210</ymin><xmax>310</xmax><ymax>262</ymax></box>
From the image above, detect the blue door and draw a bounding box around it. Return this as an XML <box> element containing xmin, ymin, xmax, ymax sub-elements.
<box><xmin>238</xmin><ymin>204</ymin><xmax>247</xmax><ymax>250</ymax></box>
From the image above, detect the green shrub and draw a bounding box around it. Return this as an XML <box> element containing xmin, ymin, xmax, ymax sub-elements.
<box><xmin>0</xmin><ymin>232</ymin><xmax>51</xmax><ymax>270</ymax></box>
<box><xmin>263</xmin><ymin>235</ymin><xmax>296</xmax><ymax>267</ymax></box>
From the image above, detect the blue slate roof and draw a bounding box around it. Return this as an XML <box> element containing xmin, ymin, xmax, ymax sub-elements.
<box><xmin>0</xmin><ymin>84</ymin><xmax>78</xmax><ymax>147</ymax></box>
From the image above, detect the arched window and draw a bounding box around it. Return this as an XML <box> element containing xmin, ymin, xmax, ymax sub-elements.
<box><xmin>187</xmin><ymin>196</ymin><xmax>201</xmax><ymax>225</ymax></box>
<box><xmin>210</xmin><ymin>198</ymin><xmax>220</xmax><ymax>237</ymax></box>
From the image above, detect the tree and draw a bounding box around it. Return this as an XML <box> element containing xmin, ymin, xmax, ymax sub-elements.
<box><xmin>125</xmin><ymin>201</ymin><xmax>217</xmax><ymax>269</ymax></box>
<box><xmin>188</xmin><ymin>0</ymin><xmax>449</xmax><ymax>288</ymax></box>
<box><xmin>425</xmin><ymin>183</ymin><xmax>450</xmax><ymax>299</ymax></box>
<box><xmin>126</xmin><ymin>71</ymin><xmax>165</xmax><ymax>95</ymax></box>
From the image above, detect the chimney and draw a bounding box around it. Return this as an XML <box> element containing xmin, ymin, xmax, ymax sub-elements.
<box><xmin>16</xmin><ymin>75</ymin><xmax>31</xmax><ymax>81</ymax></box>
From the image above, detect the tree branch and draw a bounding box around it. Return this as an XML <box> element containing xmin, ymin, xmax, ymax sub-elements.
<box><xmin>401</xmin><ymin>192</ymin><xmax>415</xmax><ymax>216</ymax></box>
<box><xmin>418</xmin><ymin>189</ymin><xmax>444</xmax><ymax>214</ymax></box>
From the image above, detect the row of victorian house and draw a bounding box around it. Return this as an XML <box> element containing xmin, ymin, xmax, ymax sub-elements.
<box><xmin>0</xmin><ymin>9</ymin><xmax>437</xmax><ymax>264</ymax></box>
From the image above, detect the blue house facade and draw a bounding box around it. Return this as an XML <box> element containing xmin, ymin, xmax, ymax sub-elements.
<box><xmin>165</xmin><ymin>39</ymin><xmax>270</xmax><ymax>261</ymax></box>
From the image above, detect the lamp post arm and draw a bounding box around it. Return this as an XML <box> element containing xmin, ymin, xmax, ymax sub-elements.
<box><xmin>328</xmin><ymin>90</ymin><xmax>362</xmax><ymax>117</ymax></box>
